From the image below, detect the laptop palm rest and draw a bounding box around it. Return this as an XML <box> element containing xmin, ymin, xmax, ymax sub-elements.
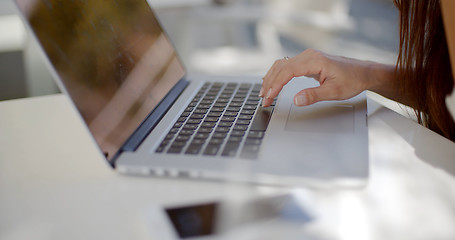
<box><xmin>286</xmin><ymin>103</ymin><xmax>355</xmax><ymax>134</ymax></box>
<box><xmin>255</xmin><ymin>77</ymin><xmax>369</xmax><ymax>186</ymax></box>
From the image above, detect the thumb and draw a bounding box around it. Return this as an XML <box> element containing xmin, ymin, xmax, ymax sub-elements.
<box><xmin>294</xmin><ymin>86</ymin><xmax>333</xmax><ymax>106</ymax></box>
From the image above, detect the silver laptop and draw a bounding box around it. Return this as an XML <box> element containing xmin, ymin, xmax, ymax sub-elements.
<box><xmin>15</xmin><ymin>0</ymin><xmax>368</xmax><ymax>187</ymax></box>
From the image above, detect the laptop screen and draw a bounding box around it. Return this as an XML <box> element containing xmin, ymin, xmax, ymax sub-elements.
<box><xmin>16</xmin><ymin>0</ymin><xmax>185</xmax><ymax>161</ymax></box>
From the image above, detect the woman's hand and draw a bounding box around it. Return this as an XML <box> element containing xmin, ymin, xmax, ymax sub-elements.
<box><xmin>260</xmin><ymin>49</ymin><xmax>391</xmax><ymax>107</ymax></box>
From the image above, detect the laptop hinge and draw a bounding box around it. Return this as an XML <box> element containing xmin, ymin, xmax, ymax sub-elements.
<box><xmin>110</xmin><ymin>78</ymin><xmax>189</xmax><ymax>167</ymax></box>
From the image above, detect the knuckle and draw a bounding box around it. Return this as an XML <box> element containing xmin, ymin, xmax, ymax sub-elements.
<box><xmin>274</xmin><ymin>59</ymin><xmax>285</xmax><ymax>66</ymax></box>
<box><xmin>304</xmin><ymin>48</ymin><xmax>317</xmax><ymax>55</ymax></box>
<box><xmin>271</xmin><ymin>82</ymin><xmax>283</xmax><ymax>92</ymax></box>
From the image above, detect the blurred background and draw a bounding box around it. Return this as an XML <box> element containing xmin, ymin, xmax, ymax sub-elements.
<box><xmin>0</xmin><ymin>0</ymin><xmax>398</xmax><ymax>101</ymax></box>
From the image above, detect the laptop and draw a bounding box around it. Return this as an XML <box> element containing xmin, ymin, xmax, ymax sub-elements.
<box><xmin>15</xmin><ymin>0</ymin><xmax>368</xmax><ymax>187</ymax></box>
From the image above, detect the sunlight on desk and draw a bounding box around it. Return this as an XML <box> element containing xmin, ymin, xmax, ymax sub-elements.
<box><xmin>1</xmin><ymin>93</ymin><xmax>455</xmax><ymax>240</ymax></box>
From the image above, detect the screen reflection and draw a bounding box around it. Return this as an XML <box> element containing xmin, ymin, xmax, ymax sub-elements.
<box><xmin>17</xmin><ymin>0</ymin><xmax>185</xmax><ymax>161</ymax></box>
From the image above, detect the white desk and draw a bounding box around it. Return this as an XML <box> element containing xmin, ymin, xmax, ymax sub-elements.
<box><xmin>1</xmin><ymin>94</ymin><xmax>455</xmax><ymax>240</ymax></box>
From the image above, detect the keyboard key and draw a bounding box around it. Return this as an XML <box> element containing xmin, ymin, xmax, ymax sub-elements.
<box><xmin>212</xmin><ymin>132</ymin><xmax>227</xmax><ymax>139</ymax></box>
<box><xmin>204</xmin><ymin>117</ymin><xmax>219</xmax><ymax>122</ymax></box>
<box><xmin>221</xmin><ymin>116</ymin><xmax>236</xmax><ymax>122</ymax></box>
<box><xmin>233</xmin><ymin>125</ymin><xmax>248</xmax><ymax>131</ymax></box>
<box><xmin>214</xmin><ymin>103</ymin><xmax>227</xmax><ymax>108</ymax></box>
<box><xmin>245</xmin><ymin>100</ymin><xmax>259</xmax><ymax>105</ymax></box>
<box><xmin>194</xmin><ymin>109</ymin><xmax>208</xmax><ymax>114</ymax></box>
<box><xmin>240</xmin><ymin>83</ymin><xmax>252</xmax><ymax>89</ymax></box>
<box><xmin>208</xmin><ymin>138</ymin><xmax>223</xmax><ymax>145</ymax></box>
<box><xmin>170</xmin><ymin>141</ymin><xmax>186</xmax><ymax>148</ymax></box>
<box><xmin>198</xmin><ymin>104</ymin><xmax>212</xmax><ymax>109</ymax></box>
<box><xmin>230</xmin><ymin>131</ymin><xmax>245</xmax><ymax>137</ymax></box>
<box><xmin>217</xmin><ymin>98</ymin><xmax>230</xmax><ymax>103</ymax></box>
<box><xmin>160</xmin><ymin>140</ymin><xmax>171</xmax><ymax>147</ymax></box>
<box><xmin>227</xmin><ymin>107</ymin><xmax>241</xmax><ymax>112</ymax></box>
<box><xmin>235</xmin><ymin>120</ymin><xmax>250</xmax><ymax>125</ymax></box>
<box><xmin>203</xmin><ymin>96</ymin><xmax>216</xmax><ymax>100</ymax></box>
<box><xmin>186</xmin><ymin>145</ymin><xmax>202</xmax><ymax>155</ymax></box>
<box><xmin>213</xmin><ymin>82</ymin><xmax>224</xmax><ymax>87</ymax></box>
<box><xmin>247</xmin><ymin>97</ymin><xmax>261</xmax><ymax>102</ymax></box>
<box><xmin>252</xmin><ymin>83</ymin><xmax>262</xmax><ymax>90</ymax></box>
<box><xmin>227</xmin><ymin>136</ymin><xmax>243</xmax><ymax>143</ymax></box>
<box><xmin>168</xmin><ymin>147</ymin><xmax>183</xmax><ymax>154</ymax></box>
<box><xmin>183</xmin><ymin>124</ymin><xmax>198</xmax><ymax>130</ymax></box>
<box><xmin>243</xmin><ymin>105</ymin><xmax>257</xmax><ymax>110</ymax></box>
<box><xmin>239</xmin><ymin>145</ymin><xmax>260</xmax><ymax>159</ymax></box>
<box><xmin>190</xmin><ymin>113</ymin><xmax>205</xmax><ymax>119</ymax></box>
<box><xmin>245</xmin><ymin>139</ymin><xmax>262</xmax><ymax>145</ymax></box>
<box><xmin>223</xmin><ymin>112</ymin><xmax>238</xmax><ymax>117</ymax></box>
<box><xmin>222</xmin><ymin>143</ymin><xmax>240</xmax><ymax>157</ymax></box>
<box><xmin>208</xmin><ymin>112</ymin><xmax>222</xmax><ymax>117</ymax></box>
<box><xmin>187</xmin><ymin>119</ymin><xmax>202</xmax><ymax>124</ymax></box>
<box><xmin>247</xmin><ymin>131</ymin><xmax>265</xmax><ymax>139</ymax></box>
<box><xmin>179</xmin><ymin>130</ymin><xmax>194</xmax><ymax>135</ymax></box>
<box><xmin>215</xmin><ymin>127</ymin><xmax>230</xmax><ymax>133</ymax></box>
<box><xmin>175</xmin><ymin>135</ymin><xmax>190</xmax><ymax>142</ymax></box>
<box><xmin>211</xmin><ymin>107</ymin><xmax>225</xmax><ymax>112</ymax></box>
<box><xmin>155</xmin><ymin>146</ymin><xmax>166</xmax><ymax>153</ymax></box>
<box><xmin>180</xmin><ymin>112</ymin><xmax>191</xmax><ymax>117</ymax></box>
<box><xmin>169</xmin><ymin>128</ymin><xmax>179</xmax><ymax>134</ymax></box>
<box><xmin>191</xmin><ymin>139</ymin><xmax>206</xmax><ymax>145</ymax></box>
<box><xmin>240</xmin><ymin>110</ymin><xmax>255</xmax><ymax>115</ymax></box>
<box><xmin>197</xmin><ymin>128</ymin><xmax>213</xmax><ymax>134</ymax></box>
<box><xmin>203</xmin><ymin>144</ymin><xmax>221</xmax><ymax>156</ymax></box>
<box><xmin>164</xmin><ymin>133</ymin><xmax>175</xmax><ymax>139</ymax></box>
<box><xmin>250</xmin><ymin>106</ymin><xmax>273</xmax><ymax>131</ymax></box>
<box><xmin>232</xmin><ymin>97</ymin><xmax>245</xmax><ymax>102</ymax></box>
<box><xmin>200</xmin><ymin>100</ymin><xmax>213</xmax><ymax>105</ymax></box>
<box><xmin>218</xmin><ymin>122</ymin><xmax>233</xmax><ymax>127</ymax></box>
<box><xmin>201</xmin><ymin>122</ymin><xmax>216</xmax><ymax>128</ymax></box>
<box><xmin>238</xmin><ymin>115</ymin><xmax>252</xmax><ymax>120</ymax></box>
<box><xmin>194</xmin><ymin>133</ymin><xmax>210</xmax><ymax>139</ymax></box>
<box><xmin>229</xmin><ymin>102</ymin><xmax>243</xmax><ymax>107</ymax></box>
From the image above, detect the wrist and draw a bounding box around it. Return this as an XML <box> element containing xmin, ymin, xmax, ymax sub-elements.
<box><xmin>365</xmin><ymin>63</ymin><xmax>396</xmax><ymax>96</ymax></box>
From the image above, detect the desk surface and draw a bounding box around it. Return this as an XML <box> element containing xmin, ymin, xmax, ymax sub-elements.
<box><xmin>1</xmin><ymin>94</ymin><xmax>455</xmax><ymax>240</ymax></box>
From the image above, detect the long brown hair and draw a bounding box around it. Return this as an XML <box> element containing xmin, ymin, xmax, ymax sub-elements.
<box><xmin>394</xmin><ymin>0</ymin><xmax>455</xmax><ymax>141</ymax></box>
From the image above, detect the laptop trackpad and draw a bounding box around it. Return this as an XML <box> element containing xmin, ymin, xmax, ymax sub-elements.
<box><xmin>285</xmin><ymin>103</ymin><xmax>355</xmax><ymax>134</ymax></box>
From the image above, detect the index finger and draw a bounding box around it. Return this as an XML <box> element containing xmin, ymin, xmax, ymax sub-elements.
<box><xmin>261</xmin><ymin>49</ymin><xmax>326</xmax><ymax>104</ymax></box>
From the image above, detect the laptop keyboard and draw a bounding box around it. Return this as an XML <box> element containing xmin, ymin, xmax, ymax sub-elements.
<box><xmin>155</xmin><ymin>82</ymin><xmax>276</xmax><ymax>159</ymax></box>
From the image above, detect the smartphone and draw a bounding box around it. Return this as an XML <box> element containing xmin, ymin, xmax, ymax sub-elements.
<box><xmin>145</xmin><ymin>192</ymin><xmax>312</xmax><ymax>240</ymax></box>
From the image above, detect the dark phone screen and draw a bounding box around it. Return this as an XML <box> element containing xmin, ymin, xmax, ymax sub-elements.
<box><xmin>165</xmin><ymin>202</ymin><xmax>218</xmax><ymax>238</ymax></box>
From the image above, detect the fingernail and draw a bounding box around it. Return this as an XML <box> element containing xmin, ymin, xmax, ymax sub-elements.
<box><xmin>259</xmin><ymin>87</ymin><xmax>264</xmax><ymax>97</ymax></box>
<box><xmin>266</xmin><ymin>88</ymin><xmax>273</xmax><ymax>99</ymax></box>
<box><xmin>295</xmin><ymin>94</ymin><xmax>307</xmax><ymax>106</ymax></box>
